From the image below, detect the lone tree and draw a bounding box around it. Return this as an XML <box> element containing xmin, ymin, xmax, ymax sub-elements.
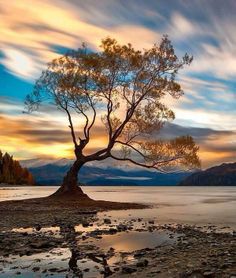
<box><xmin>25</xmin><ymin>36</ymin><xmax>200</xmax><ymax>198</ymax></box>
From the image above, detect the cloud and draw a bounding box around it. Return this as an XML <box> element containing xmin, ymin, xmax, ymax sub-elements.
<box><xmin>0</xmin><ymin>96</ymin><xmax>24</xmax><ymax>114</ymax></box>
<box><xmin>158</xmin><ymin>123</ymin><xmax>235</xmax><ymax>139</ymax></box>
<box><xmin>0</xmin><ymin>0</ymin><xmax>161</xmax><ymax>80</ymax></box>
<box><xmin>0</xmin><ymin>97</ymin><xmax>110</xmax><ymax>158</ymax></box>
<box><xmin>167</xmin><ymin>12</ymin><xmax>197</xmax><ymax>39</ymax></box>
<box><xmin>0</xmin><ymin>48</ymin><xmax>40</xmax><ymax>79</ymax></box>
<box><xmin>190</xmin><ymin>43</ymin><xmax>236</xmax><ymax>79</ymax></box>
<box><xmin>0</xmin><ymin>0</ymin><xmax>235</xmax><ymax>168</ymax></box>
<box><xmin>1</xmin><ymin>0</ymin><xmax>236</xmax><ymax>84</ymax></box>
<box><xmin>0</xmin><ymin>101</ymin><xmax>235</xmax><ymax>169</ymax></box>
<box><xmin>158</xmin><ymin>123</ymin><xmax>236</xmax><ymax>168</ymax></box>
<box><xmin>173</xmin><ymin>108</ymin><xmax>235</xmax><ymax>130</ymax></box>
<box><xmin>159</xmin><ymin>2</ymin><xmax>236</xmax><ymax>84</ymax></box>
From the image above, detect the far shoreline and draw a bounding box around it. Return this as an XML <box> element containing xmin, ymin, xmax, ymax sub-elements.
<box><xmin>1</xmin><ymin>183</ymin><xmax>236</xmax><ymax>188</ymax></box>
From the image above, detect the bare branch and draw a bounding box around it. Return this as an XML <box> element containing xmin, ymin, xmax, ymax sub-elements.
<box><xmin>64</xmin><ymin>107</ymin><xmax>78</xmax><ymax>148</ymax></box>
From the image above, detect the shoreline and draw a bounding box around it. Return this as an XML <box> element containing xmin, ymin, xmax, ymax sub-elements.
<box><xmin>0</xmin><ymin>195</ymin><xmax>148</xmax><ymax>231</ymax></box>
<box><xmin>2</xmin><ymin>184</ymin><xmax>236</xmax><ymax>187</ymax></box>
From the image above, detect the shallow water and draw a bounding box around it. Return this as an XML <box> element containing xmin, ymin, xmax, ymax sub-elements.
<box><xmin>1</xmin><ymin>186</ymin><xmax>236</xmax><ymax>228</ymax></box>
<box><xmin>87</xmin><ymin>230</ymin><xmax>178</xmax><ymax>252</ymax></box>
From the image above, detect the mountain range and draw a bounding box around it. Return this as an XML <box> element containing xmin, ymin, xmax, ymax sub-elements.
<box><xmin>20</xmin><ymin>158</ymin><xmax>236</xmax><ymax>186</ymax></box>
<box><xmin>179</xmin><ymin>162</ymin><xmax>236</xmax><ymax>186</ymax></box>
<box><xmin>20</xmin><ymin>158</ymin><xmax>190</xmax><ymax>186</ymax></box>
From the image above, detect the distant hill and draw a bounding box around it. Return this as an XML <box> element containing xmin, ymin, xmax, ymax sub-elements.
<box><xmin>20</xmin><ymin>158</ymin><xmax>190</xmax><ymax>186</ymax></box>
<box><xmin>179</xmin><ymin>162</ymin><xmax>236</xmax><ymax>186</ymax></box>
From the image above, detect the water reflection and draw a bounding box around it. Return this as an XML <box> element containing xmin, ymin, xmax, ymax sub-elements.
<box><xmin>89</xmin><ymin>230</ymin><xmax>176</xmax><ymax>252</ymax></box>
<box><xmin>2</xmin><ymin>220</ymin><xmax>182</xmax><ymax>277</ymax></box>
<box><xmin>59</xmin><ymin>224</ymin><xmax>113</xmax><ymax>277</ymax></box>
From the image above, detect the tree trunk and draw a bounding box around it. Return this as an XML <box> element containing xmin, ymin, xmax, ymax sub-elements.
<box><xmin>52</xmin><ymin>160</ymin><xmax>89</xmax><ymax>198</ymax></box>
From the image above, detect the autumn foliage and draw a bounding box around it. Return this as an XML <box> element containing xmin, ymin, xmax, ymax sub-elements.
<box><xmin>26</xmin><ymin>36</ymin><xmax>200</xmax><ymax>195</ymax></box>
<box><xmin>0</xmin><ymin>151</ymin><xmax>34</xmax><ymax>185</ymax></box>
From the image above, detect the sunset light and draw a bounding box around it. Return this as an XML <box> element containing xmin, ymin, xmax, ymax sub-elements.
<box><xmin>0</xmin><ymin>1</ymin><xmax>236</xmax><ymax>277</ymax></box>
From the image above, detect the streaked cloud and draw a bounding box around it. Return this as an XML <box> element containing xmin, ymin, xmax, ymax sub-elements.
<box><xmin>0</xmin><ymin>97</ymin><xmax>235</xmax><ymax>168</ymax></box>
<box><xmin>0</xmin><ymin>112</ymin><xmax>108</xmax><ymax>159</ymax></box>
<box><xmin>0</xmin><ymin>0</ymin><xmax>235</xmax><ymax>167</ymax></box>
<box><xmin>174</xmin><ymin>108</ymin><xmax>235</xmax><ymax>130</ymax></box>
<box><xmin>159</xmin><ymin>123</ymin><xmax>236</xmax><ymax>168</ymax></box>
<box><xmin>0</xmin><ymin>0</ymin><xmax>160</xmax><ymax>80</ymax></box>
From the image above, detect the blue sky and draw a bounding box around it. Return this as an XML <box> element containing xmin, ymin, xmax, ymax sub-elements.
<box><xmin>0</xmin><ymin>0</ymin><xmax>235</xmax><ymax>167</ymax></box>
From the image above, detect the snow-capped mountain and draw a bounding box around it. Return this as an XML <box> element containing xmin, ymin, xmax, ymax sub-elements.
<box><xmin>20</xmin><ymin>158</ymin><xmax>74</xmax><ymax>168</ymax></box>
<box><xmin>20</xmin><ymin>158</ymin><xmax>190</xmax><ymax>186</ymax></box>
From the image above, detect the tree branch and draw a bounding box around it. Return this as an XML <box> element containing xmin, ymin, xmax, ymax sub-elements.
<box><xmin>114</xmin><ymin>140</ymin><xmax>147</xmax><ymax>159</ymax></box>
<box><xmin>109</xmin><ymin>153</ymin><xmax>166</xmax><ymax>172</ymax></box>
<box><xmin>65</xmin><ymin>107</ymin><xmax>77</xmax><ymax>148</ymax></box>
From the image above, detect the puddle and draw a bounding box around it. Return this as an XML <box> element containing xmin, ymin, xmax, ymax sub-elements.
<box><xmin>86</xmin><ymin>230</ymin><xmax>179</xmax><ymax>252</ymax></box>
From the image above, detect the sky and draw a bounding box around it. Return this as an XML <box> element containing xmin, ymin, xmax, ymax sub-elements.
<box><xmin>0</xmin><ymin>0</ymin><xmax>235</xmax><ymax>168</ymax></box>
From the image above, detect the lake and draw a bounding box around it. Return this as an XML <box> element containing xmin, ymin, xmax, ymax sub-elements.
<box><xmin>1</xmin><ymin>186</ymin><xmax>236</xmax><ymax>229</ymax></box>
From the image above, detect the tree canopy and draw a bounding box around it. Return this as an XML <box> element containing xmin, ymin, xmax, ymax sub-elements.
<box><xmin>25</xmin><ymin>36</ymin><xmax>200</xmax><ymax>174</ymax></box>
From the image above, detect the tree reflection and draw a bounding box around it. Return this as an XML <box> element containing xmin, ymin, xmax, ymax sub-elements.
<box><xmin>59</xmin><ymin>223</ymin><xmax>113</xmax><ymax>277</ymax></box>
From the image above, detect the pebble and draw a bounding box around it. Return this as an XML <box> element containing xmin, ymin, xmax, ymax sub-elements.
<box><xmin>203</xmin><ymin>271</ymin><xmax>215</xmax><ymax>277</ymax></box>
<box><xmin>104</xmin><ymin>218</ymin><xmax>111</xmax><ymax>224</ymax></box>
<box><xmin>122</xmin><ymin>265</ymin><xmax>137</xmax><ymax>274</ymax></box>
<box><xmin>136</xmin><ymin>259</ymin><xmax>149</xmax><ymax>267</ymax></box>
